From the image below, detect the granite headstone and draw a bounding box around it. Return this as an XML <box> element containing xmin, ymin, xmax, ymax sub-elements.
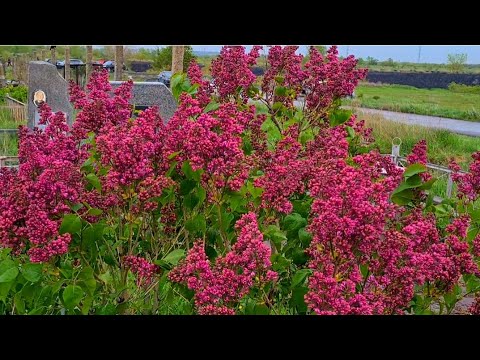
<box><xmin>27</xmin><ymin>61</ymin><xmax>74</xmax><ymax>129</ymax></box>
<box><xmin>109</xmin><ymin>81</ymin><xmax>177</xmax><ymax>122</ymax></box>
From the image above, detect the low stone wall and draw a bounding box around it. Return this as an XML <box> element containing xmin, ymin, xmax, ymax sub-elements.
<box><xmin>365</xmin><ymin>71</ymin><xmax>480</xmax><ymax>89</ymax></box>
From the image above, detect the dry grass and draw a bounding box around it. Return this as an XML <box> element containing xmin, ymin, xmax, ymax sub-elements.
<box><xmin>360</xmin><ymin>112</ymin><xmax>480</xmax><ymax>168</ymax></box>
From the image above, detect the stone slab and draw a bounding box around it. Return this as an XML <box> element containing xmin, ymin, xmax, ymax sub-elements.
<box><xmin>27</xmin><ymin>61</ymin><xmax>74</xmax><ymax>129</ymax></box>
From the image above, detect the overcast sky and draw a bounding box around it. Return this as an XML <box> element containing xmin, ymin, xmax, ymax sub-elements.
<box><xmin>131</xmin><ymin>45</ymin><xmax>480</xmax><ymax>64</ymax></box>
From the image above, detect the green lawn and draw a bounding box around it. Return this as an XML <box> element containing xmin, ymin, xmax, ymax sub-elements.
<box><xmin>346</xmin><ymin>84</ymin><xmax>480</xmax><ymax>121</ymax></box>
<box><xmin>0</xmin><ymin>133</ymin><xmax>18</xmax><ymax>156</ymax></box>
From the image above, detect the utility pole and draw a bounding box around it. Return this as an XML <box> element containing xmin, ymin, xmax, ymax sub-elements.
<box><xmin>86</xmin><ymin>45</ymin><xmax>93</xmax><ymax>82</ymax></box>
<box><xmin>172</xmin><ymin>46</ymin><xmax>185</xmax><ymax>74</ymax></box>
<box><xmin>65</xmin><ymin>46</ymin><xmax>71</xmax><ymax>82</ymax></box>
<box><xmin>114</xmin><ymin>45</ymin><xmax>124</xmax><ymax>81</ymax></box>
<box><xmin>418</xmin><ymin>46</ymin><xmax>422</xmax><ymax>63</ymax></box>
<box><xmin>50</xmin><ymin>46</ymin><xmax>57</xmax><ymax>65</ymax></box>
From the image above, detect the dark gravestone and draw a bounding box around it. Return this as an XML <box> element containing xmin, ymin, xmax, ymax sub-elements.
<box><xmin>109</xmin><ymin>81</ymin><xmax>177</xmax><ymax>122</ymax></box>
<box><xmin>27</xmin><ymin>61</ymin><xmax>74</xmax><ymax>129</ymax></box>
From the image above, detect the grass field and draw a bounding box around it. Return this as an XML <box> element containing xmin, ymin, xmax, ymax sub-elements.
<box><xmin>362</xmin><ymin>112</ymin><xmax>479</xmax><ymax>168</ymax></box>
<box><xmin>0</xmin><ymin>133</ymin><xmax>18</xmax><ymax>156</ymax></box>
<box><xmin>362</xmin><ymin>112</ymin><xmax>480</xmax><ymax>198</ymax></box>
<box><xmin>0</xmin><ymin>109</ymin><xmax>26</xmax><ymax>129</ymax></box>
<box><xmin>346</xmin><ymin>84</ymin><xmax>480</xmax><ymax>121</ymax></box>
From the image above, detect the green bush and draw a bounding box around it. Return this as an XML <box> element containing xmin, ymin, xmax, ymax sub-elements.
<box><xmin>0</xmin><ymin>85</ymin><xmax>28</xmax><ymax>104</ymax></box>
<box><xmin>448</xmin><ymin>82</ymin><xmax>480</xmax><ymax>95</ymax></box>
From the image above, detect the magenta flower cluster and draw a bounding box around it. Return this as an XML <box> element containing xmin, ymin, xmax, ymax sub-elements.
<box><xmin>123</xmin><ymin>255</ymin><xmax>160</xmax><ymax>286</ymax></box>
<box><xmin>169</xmin><ymin>213</ymin><xmax>277</xmax><ymax>315</ymax></box>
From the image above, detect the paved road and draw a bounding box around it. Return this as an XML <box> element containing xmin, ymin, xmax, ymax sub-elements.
<box><xmin>348</xmin><ymin>107</ymin><xmax>480</xmax><ymax>138</ymax></box>
<box><xmin>294</xmin><ymin>97</ymin><xmax>480</xmax><ymax>137</ymax></box>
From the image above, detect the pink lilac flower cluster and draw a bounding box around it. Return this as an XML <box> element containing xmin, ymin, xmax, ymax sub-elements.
<box><xmin>305</xmin><ymin>149</ymin><xmax>407</xmax><ymax>314</ymax></box>
<box><xmin>211</xmin><ymin>46</ymin><xmax>262</xmax><ymax>101</ymax></box>
<box><xmin>123</xmin><ymin>255</ymin><xmax>160</xmax><ymax>286</ymax></box>
<box><xmin>187</xmin><ymin>60</ymin><xmax>213</xmax><ymax>107</ymax></box>
<box><xmin>254</xmin><ymin>125</ymin><xmax>309</xmax><ymax>213</ymax></box>
<box><xmin>403</xmin><ymin>211</ymin><xmax>477</xmax><ymax>292</ymax></box>
<box><xmin>261</xmin><ymin>46</ymin><xmax>306</xmax><ymax>107</ymax></box>
<box><xmin>69</xmin><ymin>70</ymin><xmax>133</xmax><ymax>140</ymax></box>
<box><xmin>165</xmin><ymin>94</ymin><xmax>256</xmax><ymax>192</ymax></box>
<box><xmin>96</xmin><ymin>107</ymin><xmax>166</xmax><ymax>190</ymax></box>
<box><xmin>303</xmin><ymin>46</ymin><xmax>367</xmax><ymax>117</ymax></box>
<box><xmin>305</xmin><ymin>132</ymin><xmax>477</xmax><ymax>314</ymax></box>
<box><xmin>406</xmin><ymin>140</ymin><xmax>432</xmax><ymax>181</ymax></box>
<box><xmin>0</xmin><ymin>104</ymin><xmax>80</xmax><ymax>262</ymax></box>
<box><xmin>169</xmin><ymin>213</ymin><xmax>277</xmax><ymax>315</ymax></box>
<box><xmin>469</xmin><ymin>296</ymin><xmax>480</xmax><ymax>314</ymax></box>
<box><xmin>450</xmin><ymin>152</ymin><xmax>480</xmax><ymax>201</ymax></box>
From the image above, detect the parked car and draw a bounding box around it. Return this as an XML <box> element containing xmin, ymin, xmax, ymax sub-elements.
<box><xmin>158</xmin><ymin>71</ymin><xmax>172</xmax><ymax>87</ymax></box>
<box><xmin>103</xmin><ymin>60</ymin><xmax>127</xmax><ymax>73</ymax></box>
<box><xmin>103</xmin><ymin>60</ymin><xmax>115</xmax><ymax>72</ymax></box>
<box><xmin>46</xmin><ymin>58</ymin><xmax>62</xmax><ymax>67</ymax></box>
<box><xmin>56</xmin><ymin>59</ymin><xmax>84</xmax><ymax>68</ymax></box>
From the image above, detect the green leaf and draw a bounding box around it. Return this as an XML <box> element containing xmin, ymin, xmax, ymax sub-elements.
<box><xmin>469</xmin><ymin>209</ymin><xmax>480</xmax><ymax>222</ymax></box>
<box><xmin>182</xmin><ymin>161</ymin><xmax>201</xmax><ymax>182</ymax></box>
<box><xmin>464</xmin><ymin>274</ymin><xmax>480</xmax><ymax>293</ymax></box>
<box><xmin>0</xmin><ymin>260</ymin><xmax>19</xmax><ymax>283</ymax></box>
<box><xmin>272</xmin><ymin>102</ymin><xmax>284</xmax><ymax>111</ymax></box>
<box><xmin>196</xmin><ymin>186</ymin><xmax>206</xmax><ymax>208</ymax></box>
<box><xmin>434</xmin><ymin>204</ymin><xmax>450</xmax><ymax>216</ymax></box>
<box><xmin>247</xmin><ymin>182</ymin><xmax>263</xmax><ymax>199</ymax></box>
<box><xmin>443</xmin><ymin>290</ymin><xmax>458</xmax><ymax>311</ymax></box>
<box><xmin>404</xmin><ymin>163</ymin><xmax>427</xmax><ymax>177</ymax></box>
<box><xmin>59</xmin><ymin>214</ymin><xmax>82</xmax><ymax>234</ymax></box>
<box><xmin>274</xmin><ymin>86</ymin><xmax>287</xmax><ymax>97</ymax></box>
<box><xmin>298</xmin><ymin>228</ymin><xmax>313</xmax><ymax>247</ymax></box>
<box><xmin>253</xmin><ymin>303</ymin><xmax>270</xmax><ymax>315</ymax></box>
<box><xmin>391</xmin><ymin>189</ymin><xmax>415</xmax><ymax>205</ymax></box>
<box><xmin>185</xmin><ymin>214</ymin><xmax>206</xmax><ymax>235</ymax></box>
<box><xmin>283</xmin><ymin>213</ymin><xmax>307</xmax><ymax>238</ymax></box>
<box><xmin>171</xmin><ymin>74</ymin><xmax>186</xmax><ymax>101</ymax></box>
<box><xmin>204</xmin><ymin>101</ymin><xmax>219</xmax><ymax>113</ymax></box>
<box><xmin>0</xmin><ymin>282</ymin><xmax>13</xmax><ymax>302</ymax></box>
<box><xmin>405</xmin><ymin>174</ymin><xmax>422</xmax><ymax>187</ymax></box>
<box><xmin>418</xmin><ymin>178</ymin><xmax>437</xmax><ymax>190</ymax></box>
<box><xmin>22</xmin><ymin>263</ymin><xmax>43</xmax><ymax>283</ymax></box>
<box><xmin>346</xmin><ymin>126</ymin><xmax>355</xmax><ymax>138</ymax></box>
<box><xmin>63</xmin><ymin>285</ymin><xmax>84</xmax><ymax>310</ymax></box>
<box><xmin>14</xmin><ymin>292</ymin><xmax>25</xmax><ymax>314</ymax></box>
<box><xmin>179</xmin><ymin>179</ymin><xmax>197</xmax><ymax>195</ymax></box>
<box><xmin>97</xmin><ymin>304</ymin><xmax>117</xmax><ymax>315</ymax></box>
<box><xmin>271</xmin><ymin>254</ymin><xmax>290</xmax><ymax>272</ymax></box>
<box><xmin>291</xmin><ymin>269</ymin><xmax>312</xmax><ymax>289</ymax></box>
<box><xmin>78</xmin><ymin>267</ymin><xmax>96</xmax><ymax>296</ymax></box>
<box><xmin>168</xmin><ymin>151</ymin><xmax>180</xmax><ymax>160</ymax></box>
<box><xmin>87</xmin><ymin>208</ymin><xmax>103</xmax><ymax>216</ymax></box>
<box><xmin>330</xmin><ymin>109</ymin><xmax>352</xmax><ymax>126</ymax></box>
<box><xmin>81</xmin><ymin>295</ymin><xmax>94</xmax><ymax>315</ymax></box>
<box><xmin>291</xmin><ymin>248</ymin><xmax>308</xmax><ymax>265</ymax></box>
<box><xmin>163</xmin><ymin>249</ymin><xmax>185</xmax><ymax>265</ymax></box>
<box><xmin>183</xmin><ymin>193</ymin><xmax>200</xmax><ymax>210</ymax></box>
<box><xmin>71</xmin><ymin>203</ymin><xmax>84</xmax><ymax>212</ymax></box>
<box><xmin>86</xmin><ymin>173</ymin><xmax>101</xmax><ymax>191</ymax></box>
<box><xmin>360</xmin><ymin>264</ymin><xmax>369</xmax><ymax>278</ymax></box>
<box><xmin>290</xmin><ymin>286</ymin><xmax>308</xmax><ymax>314</ymax></box>
<box><xmin>264</xmin><ymin>225</ymin><xmax>288</xmax><ymax>250</ymax></box>
<box><xmin>228</xmin><ymin>193</ymin><xmax>246</xmax><ymax>212</ymax></box>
